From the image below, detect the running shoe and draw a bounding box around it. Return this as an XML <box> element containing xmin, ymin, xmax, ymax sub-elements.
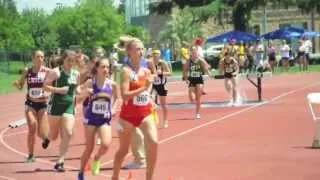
<box><xmin>42</xmin><ymin>138</ymin><xmax>50</xmax><ymax>149</ymax></box>
<box><xmin>162</xmin><ymin>120</ymin><xmax>169</xmax><ymax>128</ymax></box>
<box><xmin>96</xmin><ymin>138</ymin><xmax>101</xmax><ymax>145</ymax></box>
<box><xmin>24</xmin><ymin>154</ymin><xmax>35</xmax><ymax>163</ymax></box>
<box><xmin>312</xmin><ymin>139</ymin><xmax>320</xmax><ymax>149</ymax></box>
<box><xmin>123</xmin><ymin>162</ymin><xmax>146</xmax><ymax>169</ymax></box>
<box><xmin>54</xmin><ymin>162</ymin><xmax>65</xmax><ymax>172</ymax></box>
<box><xmin>92</xmin><ymin>159</ymin><xmax>101</xmax><ymax>176</ymax></box>
<box><xmin>78</xmin><ymin>172</ymin><xmax>84</xmax><ymax>180</ymax></box>
<box><xmin>195</xmin><ymin>113</ymin><xmax>201</xmax><ymax>119</ymax></box>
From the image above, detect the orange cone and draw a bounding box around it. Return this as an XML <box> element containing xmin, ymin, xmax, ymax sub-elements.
<box><xmin>84</xmin><ymin>163</ymin><xmax>91</xmax><ymax>172</ymax></box>
<box><xmin>127</xmin><ymin>171</ymin><xmax>133</xmax><ymax>180</ymax></box>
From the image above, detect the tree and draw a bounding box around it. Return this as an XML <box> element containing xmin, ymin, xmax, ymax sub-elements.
<box><xmin>156</xmin><ymin>0</ymin><xmax>222</xmax><ymax>47</ymax></box>
<box><xmin>21</xmin><ymin>9</ymin><xmax>58</xmax><ymax>50</ymax></box>
<box><xmin>50</xmin><ymin>0</ymin><xmax>125</xmax><ymax>51</ymax></box>
<box><xmin>0</xmin><ymin>0</ymin><xmax>20</xmax><ymax>49</ymax></box>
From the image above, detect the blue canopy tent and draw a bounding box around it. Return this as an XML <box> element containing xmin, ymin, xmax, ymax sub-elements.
<box><xmin>301</xmin><ymin>31</ymin><xmax>320</xmax><ymax>38</ymax></box>
<box><xmin>206</xmin><ymin>30</ymin><xmax>258</xmax><ymax>43</ymax></box>
<box><xmin>261</xmin><ymin>27</ymin><xmax>304</xmax><ymax>40</ymax></box>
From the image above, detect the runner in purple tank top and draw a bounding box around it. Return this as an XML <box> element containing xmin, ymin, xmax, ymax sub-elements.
<box><xmin>77</xmin><ymin>59</ymin><xmax>120</xmax><ymax>180</ymax></box>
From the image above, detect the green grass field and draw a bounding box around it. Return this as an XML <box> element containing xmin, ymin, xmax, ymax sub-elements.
<box><xmin>1</xmin><ymin>61</ymin><xmax>320</xmax><ymax>94</ymax></box>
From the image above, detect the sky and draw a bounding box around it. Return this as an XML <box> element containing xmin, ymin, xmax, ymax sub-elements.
<box><xmin>15</xmin><ymin>0</ymin><xmax>120</xmax><ymax>13</ymax></box>
<box><xmin>16</xmin><ymin>0</ymin><xmax>78</xmax><ymax>13</ymax></box>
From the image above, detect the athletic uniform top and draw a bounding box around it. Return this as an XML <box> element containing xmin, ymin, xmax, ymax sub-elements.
<box><xmin>281</xmin><ymin>45</ymin><xmax>290</xmax><ymax>58</ymax></box>
<box><xmin>123</xmin><ymin>56</ymin><xmax>148</xmax><ymax>68</ymax></box>
<box><xmin>51</xmin><ymin>67</ymin><xmax>79</xmax><ymax>105</ymax></box>
<box><xmin>239</xmin><ymin>45</ymin><xmax>245</xmax><ymax>56</ymax></box>
<box><xmin>26</xmin><ymin>66</ymin><xmax>48</xmax><ymax>101</ymax></box>
<box><xmin>153</xmin><ymin>60</ymin><xmax>167</xmax><ymax>86</ymax></box>
<box><xmin>119</xmin><ymin>68</ymin><xmax>152</xmax><ymax>120</ymax></box>
<box><xmin>188</xmin><ymin>59</ymin><xmax>203</xmax><ymax>79</ymax></box>
<box><xmin>223</xmin><ymin>58</ymin><xmax>237</xmax><ymax>78</ymax></box>
<box><xmin>84</xmin><ymin>78</ymin><xmax>112</xmax><ymax>125</ymax></box>
<box><xmin>268</xmin><ymin>46</ymin><xmax>276</xmax><ymax>56</ymax></box>
<box><xmin>227</xmin><ymin>45</ymin><xmax>239</xmax><ymax>57</ymax></box>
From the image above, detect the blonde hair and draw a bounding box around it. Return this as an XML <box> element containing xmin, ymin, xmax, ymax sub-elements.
<box><xmin>126</xmin><ymin>37</ymin><xmax>144</xmax><ymax>51</ymax></box>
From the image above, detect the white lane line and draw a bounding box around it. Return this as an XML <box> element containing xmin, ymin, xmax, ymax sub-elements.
<box><xmin>0</xmin><ymin>128</ymin><xmax>126</xmax><ymax>180</ymax></box>
<box><xmin>100</xmin><ymin>82</ymin><xmax>320</xmax><ymax>166</ymax></box>
<box><xmin>3</xmin><ymin>130</ymin><xmax>28</xmax><ymax>137</ymax></box>
<box><xmin>0</xmin><ymin>175</ymin><xmax>16</xmax><ymax>180</ymax></box>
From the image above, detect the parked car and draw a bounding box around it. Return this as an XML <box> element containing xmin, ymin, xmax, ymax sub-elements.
<box><xmin>204</xmin><ymin>44</ymin><xmax>225</xmax><ymax>60</ymax></box>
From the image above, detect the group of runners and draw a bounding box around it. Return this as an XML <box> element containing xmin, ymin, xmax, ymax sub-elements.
<box><xmin>12</xmin><ymin>35</ymin><xmax>242</xmax><ymax>180</ymax></box>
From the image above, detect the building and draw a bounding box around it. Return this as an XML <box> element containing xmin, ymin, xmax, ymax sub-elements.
<box><xmin>125</xmin><ymin>1</ymin><xmax>320</xmax><ymax>52</ymax></box>
<box><xmin>124</xmin><ymin>0</ymin><xmax>168</xmax><ymax>41</ymax></box>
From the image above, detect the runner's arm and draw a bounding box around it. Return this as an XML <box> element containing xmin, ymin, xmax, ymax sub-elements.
<box><xmin>182</xmin><ymin>60</ymin><xmax>189</xmax><ymax>80</ymax></box>
<box><xmin>120</xmin><ymin>68</ymin><xmax>150</xmax><ymax>101</ymax></box>
<box><xmin>13</xmin><ymin>67</ymin><xmax>28</xmax><ymax>90</ymax></box>
<box><xmin>162</xmin><ymin>61</ymin><xmax>172</xmax><ymax>77</ymax></box>
<box><xmin>43</xmin><ymin>68</ymin><xmax>68</xmax><ymax>95</ymax></box>
<box><xmin>76</xmin><ymin>79</ymin><xmax>92</xmax><ymax>103</ymax></box>
<box><xmin>200</xmin><ymin>59</ymin><xmax>210</xmax><ymax>75</ymax></box>
<box><xmin>219</xmin><ymin>59</ymin><xmax>224</xmax><ymax>75</ymax></box>
<box><xmin>232</xmin><ymin>59</ymin><xmax>239</xmax><ymax>75</ymax></box>
<box><xmin>111</xmin><ymin>81</ymin><xmax>120</xmax><ymax>116</ymax></box>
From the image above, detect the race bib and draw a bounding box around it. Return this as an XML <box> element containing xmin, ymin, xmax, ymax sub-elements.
<box><xmin>29</xmin><ymin>88</ymin><xmax>43</xmax><ymax>98</ymax></box>
<box><xmin>92</xmin><ymin>100</ymin><xmax>109</xmax><ymax>115</ymax></box>
<box><xmin>153</xmin><ymin>77</ymin><xmax>162</xmax><ymax>85</ymax></box>
<box><xmin>225</xmin><ymin>67</ymin><xmax>233</xmax><ymax>73</ymax></box>
<box><xmin>133</xmin><ymin>91</ymin><xmax>150</xmax><ymax>106</ymax></box>
<box><xmin>190</xmin><ymin>71</ymin><xmax>201</xmax><ymax>78</ymax></box>
<box><xmin>68</xmin><ymin>76</ymin><xmax>77</xmax><ymax>85</ymax></box>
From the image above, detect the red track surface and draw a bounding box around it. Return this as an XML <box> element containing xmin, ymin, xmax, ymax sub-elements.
<box><xmin>0</xmin><ymin>73</ymin><xmax>320</xmax><ymax>180</ymax></box>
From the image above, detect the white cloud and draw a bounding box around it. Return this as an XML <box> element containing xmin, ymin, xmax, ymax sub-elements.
<box><xmin>16</xmin><ymin>0</ymin><xmax>78</xmax><ymax>13</ymax></box>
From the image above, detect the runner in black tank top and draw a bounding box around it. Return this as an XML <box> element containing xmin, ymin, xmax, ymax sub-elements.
<box><xmin>219</xmin><ymin>51</ymin><xmax>239</xmax><ymax>106</ymax></box>
<box><xmin>151</xmin><ymin>49</ymin><xmax>171</xmax><ymax>128</ymax></box>
<box><xmin>183</xmin><ymin>46</ymin><xmax>209</xmax><ymax>120</ymax></box>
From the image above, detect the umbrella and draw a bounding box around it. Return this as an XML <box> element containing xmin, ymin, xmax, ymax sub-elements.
<box><xmin>206</xmin><ymin>30</ymin><xmax>258</xmax><ymax>43</ymax></box>
<box><xmin>261</xmin><ymin>27</ymin><xmax>304</xmax><ymax>40</ymax></box>
<box><xmin>302</xmin><ymin>31</ymin><xmax>320</xmax><ymax>38</ymax></box>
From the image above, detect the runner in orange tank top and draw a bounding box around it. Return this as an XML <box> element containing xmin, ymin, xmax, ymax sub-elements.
<box><xmin>119</xmin><ymin>70</ymin><xmax>152</xmax><ymax>126</ymax></box>
<box><xmin>112</xmin><ymin>38</ymin><xmax>158</xmax><ymax>180</ymax></box>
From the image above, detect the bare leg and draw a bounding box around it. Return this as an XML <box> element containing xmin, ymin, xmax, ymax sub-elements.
<box><xmin>79</xmin><ymin>125</ymin><xmax>96</xmax><ymax>172</ymax></box>
<box><xmin>195</xmin><ymin>84</ymin><xmax>202</xmax><ymax>116</ymax></box>
<box><xmin>112</xmin><ymin>119</ymin><xmax>135</xmax><ymax>180</ymax></box>
<box><xmin>25</xmin><ymin>108</ymin><xmax>38</xmax><ymax>158</ymax></box>
<box><xmin>159</xmin><ymin>96</ymin><xmax>168</xmax><ymax>128</ymax></box>
<box><xmin>140</xmin><ymin>116</ymin><xmax>158</xmax><ymax>180</ymax></box>
<box><xmin>94</xmin><ymin>124</ymin><xmax>112</xmax><ymax>160</ymax></box>
<box><xmin>57</xmin><ymin>114</ymin><xmax>75</xmax><ymax>164</ymax></box>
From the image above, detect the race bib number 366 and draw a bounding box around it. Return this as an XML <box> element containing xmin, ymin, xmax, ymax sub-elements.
<box><xmin>92</xmin><ymin>100</ymin><xmax>109</xmax><ymax>114</ymax></box>
<box><xmin>133</xmin><ymin>91</ymin><xmax>150</xmax><ymax>106</ymax></box>
<box><xmin>29</xmin><ymin>88</ymin><xmax>43</xmax><ymax>98</ymax></box>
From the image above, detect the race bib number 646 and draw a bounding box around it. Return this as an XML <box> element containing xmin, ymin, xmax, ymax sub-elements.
<box><xmin>92</xmin><ymin>100</ymin><xmax>109</xmax><ymax>115</ymax></box>
<box><xmin>133</xmin><ymin>91</ymin><xmax>150</xmax><ymax>106</ymax></box>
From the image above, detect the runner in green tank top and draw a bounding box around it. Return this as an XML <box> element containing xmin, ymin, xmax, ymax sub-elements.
<box><xmin>49</xmin><ymin>66</ymin><xmax>79</xmax><ymax>115</ymax></box>
<box><xmin>43</xmin><ymin>50</ymin><xmax>80</xmax><ymax>172</ymax></box>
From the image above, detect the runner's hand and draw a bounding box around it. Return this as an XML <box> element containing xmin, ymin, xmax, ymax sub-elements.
<box><xmin>13</xmin><ymin>81</ymin><xmax>22</xmax><ymax>90</ymax></box>
<box><xmin>86</xmin><ymin>88</ymin><xmax>94</xmax><ymax>96</ymax></box>
<box><xmin>57</xmin><ymin>86</ymin><xmax>70</xmax><ymax>95</ymax></box>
